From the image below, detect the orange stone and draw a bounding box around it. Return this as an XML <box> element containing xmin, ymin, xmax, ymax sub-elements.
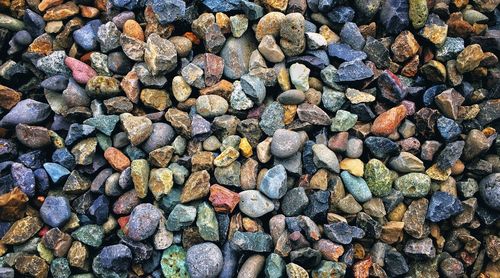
<box><xmin>208</xmin><ymin>184</ymin><xmax>240</xmax><ymax>213</ymax></box>
<box><xmin>371</xmin><ymin>105</ymin><xmax>407</xmax><ymax>137</ymax></box>
<box><xmin>184</xmin><ymin>31</ymin><xmax>201</xmax><ymax>45</ymax></box>
<box><xmin>0</xmin><ymin>187</ymin><xmax>28</xmax><ymax>221</ymax></box>
<box><xmin>123</xmin><ymin>20</ymin><xmax>144</xmax><ymax>41</ymax></box>
<box><xmin>199</xmin><ymin>80</ymin><xmax>234</xmax><ymax>100</ymax></box>
<box><xmin>313</xmin><ymin>239</ymin><xmax>344</xmax><ymax>261</ymax></box>
<box><xmin>27</xmin><ymin>33</ymin><xmax>53</xmax><ymax>56</ymax></box>
<box><xmin>38</xmin><ymin>0</ymin><xmax>63</xmax><ymax>11</ymax></box>
<box><xmin>79</xmin><ymin>5</ymin><xmax>99</xmax><ymax>18</ymax></box>
<box><xmin>353</xmin><ymin>257</ymin><xmax>372</xmax><ymax>278</ymax></box>
<box><xmin>0</xmin><ymin>85</ymin><xmax>22</xmax><ymax>110</ymax></box>
<box><xmin>43</xmin><ymin>1</ymin><xmax>79</xmax><ymax>21</ymax></box>
<box><xmin>104</xmin><ymin>147</ymin><xmax>131</xmax><ymax>171</ymax></box>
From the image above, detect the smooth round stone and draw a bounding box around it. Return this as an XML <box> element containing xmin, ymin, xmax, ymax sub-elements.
<box><xmin>340</xmin><ymin>171</ymin><xmax>372</xmax><ymax>203</ymax></box>
<box><xmin>479</xmin><ymin>173</ymin><xmax>500</xmax><ymax>211</ymax></box>
<box><xmin>196</xmin><ymin>95</ymin><xmax>229</xmax><ymax>118</ymax></box>
<box><xmin>40</xmin><ymin>196</ymin><xmax>71</xmax><ymax>227</ymax></box>
<box><xmin>346</xmin><ymin>138</ymin><xmax>363</xmax><ymax>158</ymax></box>
<box><xmin>186</xmin><ymin>243</ymin><xmax>223</xmax><ymax>278</ymax></box>
<box><xmin>277</xmin><ymin>90</ymin><xmax>306</xmax><ymax>105</ymax></box>
<box><xmin>270</xmin><ymin>129</ymin><xmax>302</xmax><ymax>158</ymax></box>
<box><xmin>259</xmin><ymin>164</ymin><xmax>287</xmax><ymax>199</ymax></box>
<box><xmin>127</xmin><ymin>203</ymin><xmax>161</xmax><ymax>241</ymax></box>
<box><xmin>141</xmin><ymin>123</ymin><xmax>175</xmax><ymax>153</ymax></box>
<box><xmin>394</xmin><ymin>173</ymin><xmax>431</xmax><ymax>198</ymax></box>
<box><xmin>239</xmin><ymin>190</ymin><xmax>275</xmax><ymax>217</ymax></box>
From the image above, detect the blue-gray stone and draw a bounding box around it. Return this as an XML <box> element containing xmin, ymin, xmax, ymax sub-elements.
<box><xmin>328</xmin><ymin>43</ymin><xmax>367</xmax><ymax>62</ymax></box>
<box><xmin>89</xmin><ymin>195</ymin><xmax>109</xmax><ymax>224</ymax></box>
<box><xmin>426</xmin><ymin>191</ymin><xmax>463</xmax><ymax>222</ymax></box>
<box><xmin>324</xmin><ymin>222</ymin><xmax>365</xmax><ymax>244</ymax></box>
<box><xmin>43</xmin><ymin>162</ymin><xmax>70</xmax><ymax>183</ymax></box>
<box><xmin>479</xmin><ymin>173</ymin><xmax>500</xmax><ymax>211</ymax></box>
<box><xmin>23</xmin><ymin>9</ymin><xmax>45</xmax><ymax>37</ymax></box>
<box><xmin>327</xmin><ymin>6</ymin><xmax>355</xmax><ymax>24</ymax></box>
<box><xmin>0</xmin><ymin>99</ymin><xmax>51</xmax><ymax>127</ymax></box>
<box><xmin>40</xmin><ymin>196</ymin><xmax>71</xmax><ymax>227</ymax></box>
<box><xmin>83</xmin><ymin>115</ymin><xmax>120</xmax><ymax>136</ymax></box>
<box><xmin>241</xmin><ymin>74</ymin><xmax>266</xmax><ymax>105</ymax></box>
<box><xmin>259</xmin><ymin>102</ymin><xmax>285</xmax><ymax>136</ymax></box>
<box><xmin>364</xmin><ymin>136</ymin><xmax>400</xmax><ymax>159</ymax></box>
<box><xmin>203</xmin><ymin>0</ymin><xmax>241</xmax><ymax>12</ymax></box>
<box><xmin>340</xmin><ymin>22</ymin><xmax>365</xmax><ymax>50</ymax></box>
<box><xmin>11</xmin><ymin>162</ymin><xmax>35</xmax><ymax>197</ymax></box>
<box><xmin>73</xmin><ymin>20</ymin><xmax>101</xmax><ymax>51</ymax></box>
<box><xmin>340</xmin><ymin>171</ymin><xmax>372</xmax><ymax>202</ymax></box>
<box><xmin>52</xmin><ymin>148</ymin><xmax>75</xmax><ymax>170</ymax></box>
<box><xmin>259</xmin><ymin>164</ymin><xmax>287</xmax><ymax>199</ymax></box>
<box><xmin>128</xmin><ymin>203</ymin><xmax>161</xmax><ymax>241</ymax></box>
<box><xmin>334</xmin><ymin>60</ymin><xmax>373</xmax><ymax>82</ymax></box>
<box><xmin>281</xmin><ymin>187</ymin><xmax>309</xmax><ymax>216</ymax></box>
<box><xmin>65</xmin><ymin>123</ymin><xmax>95</xmax><ymax>146</ymax></box>
<box><xmin>152</xmin><ymin>0</ymin><xmax>186</xmax><ymax>24</ymax></box>
<box><xmin>322</xmin><ymin>87</ymin><xmax>346</xmax><ymax>112</ymax></box>
<box><xmin>230</xmin><ymin>231</ymin><xmax>272</xmax><ymax>252</ymax></box>
<box><xmin>34</xmin><ymin>168</ymin><xmax>50</xmax><ymax>195</ymax></box>
<box><xmin>379</xmin><ymin>0</ymin><xmax>409</xmax><ymax>34</ymax></box>
<box><xmin>240</xmin><ymin>0</ymin><xmax>264</xmax><ymax>20</ymax></box>
<box><xmin>41</xmin><ymin>75</ymin><xmax>69</xmax><ymax>91</ymax></box>
<box><xmin>98</xmin><ymin>244</ymin><xmax>133</xmax><ymax>272</ymax></box>
<box><xmin>436</xmin><ymin>116</ymin><xmax>462</xmax><ymax>141</ymax></box>
<box><xmin>111</xmin><ymin>0</ymin><xmax>144</xmax><ymax>9</ymax></box>
<box><xmin>18</xmin><ymin>150</ymin><xmax>44</xmax><ymax>169</ymax></box>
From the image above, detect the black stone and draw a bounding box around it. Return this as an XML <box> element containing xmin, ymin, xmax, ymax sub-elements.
<box><xmin>324</xmin><ymin>222</ymin><xmax>365</xmax><ymax>244</ymax></box>
<box><xmin>436</xmin><ymin>141</ymin><xmax>465</xmax><ymax>170</ymax></box>
<box><xmin>356</xmin><ymin>212</ymin><xmax>382</xmax><ymax>239</ymax></box>
<box><xmin>364</xmin><ymin>136</ymin><xmax>401</xmax><ymax>159</ymax></box>
<box><xmin>303</xmin><ymin>190</ymin><xmax>329</xmax><ymax>221</ymax></box>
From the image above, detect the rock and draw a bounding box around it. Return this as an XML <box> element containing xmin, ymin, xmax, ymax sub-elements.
<box><xmin>389</xmin><ymin>152</ymin><xmax>425</xmax><ymax>172</ymax></box>
<box><xmin>289</xmin><ymin>63</ymin><xmax>310</xmax><ymax>91</ymax></box>
<box><xmin>239</xmin><ymin>190</ymin><xmax>274</xmax><ymax>217</ymax></box>
<box><xmin>340</xmin><ymin>171</ymin><xmax>372</xmax><ymax>202</ymax></box>
<box><xmin>322</xmin><ymin>87</ymin><xmax>346</xmax><ymax>112</ymax></box>
<box><xmin>166</xmin><ymin>204</ymin><xmax>196</xmax><ymax>231</ymax></box>
<box><xmin>334</xmin><ymin>60</ymin><xmax>373</xmax><ymax>82</ymax></box>
<box><xmin>384</xmin><ymin>248</ymin><xmax>409</xmax><ymax>276</ymax></box>
<box><xmin>144</xmin><ymin>33</ymin><xmax>177</xmax><ymax>75</ymax></box>
<box><xmin>371</xmin><ymin>105</ymin><xmax>407</xmax><ymax>136</ymax></box>
<box><xmin>161</xmin><ymin>245</ymin><xmax>189</xmax><ymax>277</ymax></box>
<box><xmin>436</xmin><ymin>37</ymin><xmax>464</xmax><ymax>62</ymax></box>
<box><xmin>330</xmin><ymin>110</ymin><xmax>357</xmax><ymax>132</ymax></box>
<box><xmin>391</xmin><ymin>31</ymin><xmax>419</xmax><ymax>62</ymax></box>
<box><xmin>259</xmin><ymin>164</ymin><xmax>287</xmax><ymax>199</ymax></box>
<box><xmin>14</xmin><ymin>255</ymin><xmax>49</xmax><ymax>278</ymax></box>
<box><xmin>196</xmin><ymin>202</ymin><xmax>219</xmax><ymax>241</ymax></box>
<box><xmin>71</xmin><ymin>225</ymin><xmax>104</xmax><ymax>247</ymax></box>
<box><xmin>258</xmin><ymin>35</ymin><xmax>285</xmax><ymax>63</ymax></box>
<box><xmin>196</xmin><ymin>95</ymin><xmax>229</xmax><ymax>118</ymax></box>
<box><xmin>270</xmin><ymin>129</ymin><xmax>301</xmax><ymax>158</ymax></box>
<box><xmin>409</xmin><ymin>0</ymin><xmax>428</xmax><ymax>29</ymax></box>
<box><xmin>281</xmin><ymin>187</ymin><xmax>309</xmax><ymax>216</ymax></box>
<box><xmin>152</xmin><ymin>0</ymin><xmax>185</xmax><ymax>24</ymax></box>
<box><xmin>148</xmin><ymin>168</ymin><xmax>173</xmax><ymax>201</ymax></box>
<box><xmin>426</xmin><ymin>191</ymin><xmax>463</xmax><ymax>222</ymax></box>
<box><xmin>98</xmin><ymin>244</ymin><xmax>132</xmax><ymax>272</ymax></box>
<box><xmin>379</xmin><ymin>0</ymin><xmax>409</xmax><ymax>34</ymax></box>
<box><xmin>0</xmin><ymin>99</ymin><xmax>51</xmax><ymax>127</ymax></box>
<box><xmin>231</xmin><ymin>231</ymin><xmax>272</xmax><ymax>252</ymax></box>
<box><xmin>324</xmin><ymin>222</ymin><xmax>365</xmax><ymax>244</ymax></box>
<box><xmin>180</xmin><ymin>170</ymin><xmax>210</xmax><ymax>203</ymax></box>
<box><xmin>186</xmin><ymin>243</ymin><xmax>223</xmax><ymax>278</ymax></box>
<box><xmin>365</xmin><ymin>136</ymin><xmax>401</xmax><ymax>159</ymax></box>
<box><xmin>479</xmin><ymin>173</ymin><xmax>500</xmax><ymax>211</ymax></box>
<box><xmin>456</xmin><ymin>44</ymin><xmax>484</xmax><ymax>73</ymax></box>
<box><xmin>131</xmin><ymin>159</ymin><xmax>149</xmax><ymax>198</ymax></box>
<box><xmin>40</xmin><ymin>196</ymin><xmax>71</xmax><ymax>228</ymax></box>
<box><xmin>259</xmin><ymin>101</ymin><xmax>285</xmax><ymax>136</ymax></box>
<box><xmin>1</xmin><ymin>216</ymin><xmax>42</xmax><ymax>245</ymax></box>
<box><xmin>436</xmin><ymin>116</ymin><xmax>461</xmax><ymax>142</ymax></box>
<box><xmin>364</xmin><ymin>159</ymin><xmax>392</xmax><ymax>197</ymax></box>
<box><xmin>286</xmin><ymin>263</ymin><xmax>308</xmax><ymax>278</ymax></box>
<box><xmin>241</xmin><ymin>74</ymin><xmax>266</xmax><ymax>105</ymax></box>
<box><xmin>220</xmin><ymin>32</ymin><xmax>257</xmax><ymax>79</ymax></box>
<box><xmin>280</xmin><ymin>13</ymin><xmax>305</xmax><ymax>56</ymax></box>
<box><xmin>120</xmin><ymin>113</ymin><xmax>153</xmax><ymax>146</ymax></box>
<box><xmin>394</xmin><ymin>173</ymin><xmax>431</xmax><ymax>198</ymax></box>
<box><xmin>419</xmin><ymin>14</ymin><xmax>448</xmax><ymax>47</ymax></box>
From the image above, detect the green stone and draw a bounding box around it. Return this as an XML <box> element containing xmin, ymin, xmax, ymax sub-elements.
<box><xmin>0</xmin><ymin>14</ymin><xmax>25</xmax><ymax>31</ymax></box>
<box><xmin>409</xmin><ymin>0</ymin><xmax>428</xmax><ymax>29</ymax></box>
<box><xmin>71</xmin><ymin>225</ymin><xmax>104</xmax><ymax>248</ymax></box>
<box><xmin>322</xmin><ymin>87</ymin><xmax>346</xmax><ymax>113</ymax></box>
<box><xmin>125</xmin><ymin>145</ymin><xmax>146</xmax><ymax>160</ymax></box>
<box><xmin>311</xmin><ymin>260</ymin><xmax>347</xmax><ymax>277</ymax></box>
<box><xmin>161</xmin><ymin>245</ymin><xmax>189</xmax><ymax>278</ymax></box>
<box><xmin>364</xmin><ymin>159</ymin><xmax>393</xmax><ymax>197</ymax></box>
<box><xmin>96</xmin><ymin>132</ymin><xmax>112</xmax><ymax>151</ymax></box>
<box><xmin>230</xmin><ymin>231</ymin><xmax>272</xmax><ymax>252</ymax></box>
<box><xmin>92</xmin><ymin>255</ymin><xmax>126</xmax><ymax>278</ymax></box>
<box><xmin>265</xmin><ymin>253</ymin><xmax>285</xmax><ymax>278</ymax></box>
<box><xmin>330</xmin><ymin>110</ymin><xmax>358</xmax><ymax>132</ymax></box>
<box><xmin>160</xmin><ymin>187</ymin><xmax>182</xmax><ymax>214</ymax></box>
<box><xmin>51</xmin><ymin>258</ymin><xmax>71</xmax><ymax>278</ymax></box>
<box><xmin>166</xmin><ymin>204</ymin><xmax>196</xmax><ymax>231</ymax></box>
<box><xmin>196</xmin><ymin>202</ymin><xmax>219</xmax><ymax>241</ymax></box>
<box><xmin>37</xmin><ymin>242</ymin><xmax>54</xmax><ymax>263</ymax></box>
<box><xmin>83</xmin><ymin>115</ymin><xmax>119</xmax><ymax>136</ymax></box>
<box><xmin>394</xmin><ymin>173</ymin><xmax>431</xmax><ymax>198</ymax></box>
<box><xmin>131</xmin><ymin>159</ymin><xmax>150</xmax><ymax>199</ymax></box>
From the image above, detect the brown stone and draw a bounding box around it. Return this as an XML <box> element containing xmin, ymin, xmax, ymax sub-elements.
<box><xmin>192</xmin><ymin>151</ymin><xmax>214</xmax><ymax>172</ymax></box>
<box><xmin>165</xmin><ymin>108</ymin><xmax>192</xmax><ymax>137</ymax></box>
<box><xmin>353</xmin><ymin>257</ymin><xmax>372</xmax><ymax>278</ymax></box>
<box><xmin>0</xmin><ymin>187</ymin><xmax>28</xmax><ymax>221</ymax></box>
<box><xmin>447</xmin><ymin>12</ymin><xmax>473</xmax><ymax>38</ymax></box>
<box><xmin>308</xmin><ymin>169</ymin><xmax>329</xmax><ymax>190</ymax></box>
<box><xmin>199</xmin><ymin>79</ymin><xmax>234</xmax><ymax>100</ymax></box>
<box><xmin>261</xmin><ymin>0</ymin><xmax>288</xmax><ymax>11</ymax></box>
<box><xmin>209</xmin><ymin>184</ymin><xmax>240</xmax><ymax>213</ymax></box>
<box><xmin>1</xmin><ymin>216</ymin><xmax>43</xmax><ymax>245</ymax></box>
<box><xmin>121</xmin><ymin>70</ymin><xmax>140</xmax><ymax>104</ymax></box>
<box><xmin>327</xmin><ymin>131</ymin><xmax>349</xmax><ymax>152</ymax></box>
<box><xmin>180</xmin><ymin>170</ymin><xmax>210</xmax><ymax>203</ymax></box>
<box><xmin>486</xmin><ymin>235</ymin><xmax>500</xmax><ymax>262</ymax></box>
<box><xmin>242</xmin><ymin>217</ymin><xmax>263</xmax><ymax>232</ymax></box>
<box><xmin>0</xmin><ymin>85</ymin><xmax>22</xmax><ymax>110</ymax></box>
<box><xmin>380</xmin><ymin>221</ymin><xmax>404</xmax><ymax>244</ymax></box>
<box><xmin>240</xmin><ymin>158</ymin><xmax>258</xmax><ymax>190</ymax></box>
<box><xmin>42</xmin><ymin>228</ymin><xmax>72</xmax><ymax>257</ymax></box>
<box><xmin>456</xmin><ymin>44</ymin><xmax>484</xmax><ymax>73</ymax></box>
<box><xmin>402</xmin><ymin>198</ymin><xmax>429</xmax><ymax>239</ymax></box>
<box><xmin>255</xmin><ymin>12</ymin><xmax>286</xmax><ymax>42</ymax></box>
<box><xmin>371</xmin><ymin>105</ymin><xmax>407</xmax><ymax>137</ymax></box>
<box><xmin>149</xmin><ymin>145</ymin><xmax>174</xmax><ymax>168</ymax></box>
<box><xmin>43</xmin><ymin>1</ymin><xmax>79</xmax><ymax>21</ymax></box>
<box><xmin>435</xmin><ymin>89</ymin><xmax>465</xmax><ymax>120</ymax></box>
<box><xmin>38</xmin><ymin>0</ymin><xmax>62</xmax><ymax>11</ymax></box>
<box><xmin>401</xmin><ymin>55</ymin><xmax>419</xmax><ymax>77</ymax></box>
<box><xmin>313</xmin><ymin>239</ymin><xmax>344</xmax><ymax>261</ymax></box>
<box><xmin>140</xmin><ymin>88</ymin><xmax>171</xmax><ymax>111</ymax></box>
<box><xmin>79</xmin><ymin>5</ymin><xmax>99</xmax><ymax>18</ymax></box>
<box><xmin>104</xmin><ymin>147</ymin><xmax>131</xmax><ymax>171</ymax></box>
<box><xmin>391</xmin><ymin>30</ymin><xmax>420</xmax><ymax>62</ymax></box>
<box><xmin>15</xmin><ymin>255</ymin><xmax>49</xmax><ymax>278</ymax></box>
<box><xmin>27</xmin><ymin>33</ymin><xmax>53</xmax><ymax>56</ymax></box>
<box><xmin>123</xmin><ymin>19</ymin><xmax>144</xmax><ymax>41</ymax></box>
<box><xmin>420</xmin><ymin>60</ymin><xmax>446</xmax><ymax>83</ymax></box>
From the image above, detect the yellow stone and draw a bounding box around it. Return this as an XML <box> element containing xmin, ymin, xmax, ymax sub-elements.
<box><xmin>339</xmin><ymin>158</ymin><xmax>364</xmax><ymax>177</ymax></box>
<box><xmin>37</xmin><ymin>242</ymin><xmax>54</xmax><ymax>263</ymax></box>
<box><xmin>283</xmin><ymin>104</ymin><xmax>297</xmax><ymax>125</ymax></box>
<box><xmin>277</xmin><ymin>66</ymin><xmax>291</xmax><ymax>91</ymax></box>
<box><xmin>239</xmin><ymin>138</ymin><xmax>253</xmax><ymax>158</ymax></box>
<box><xmin>49</xmin><ymin>130</ymin><xmax>65</xmax><ymax>148</ymax></box>
<box><xmin>148</xmin><ymin>168</ymin><xmax>173</xmax><ymax>200</ymax></box>
<box><xmin>319</xmin><ymin>25</ymin><xmax>340</xmax><ymax>44</ymax></box>
<box><xmin>214</xmin><ymin>147</ymin><xmax>239</xmax><ymax>167</ymax></box>
<box><xmin>426</xmin><ymin>164</ymin><xmax>451</xmax><ymax>181</ymax></box>
<box><xmin>140</xmin><ymin>88</ymin><xmax>171</xmax><ymax>111</ymax></box>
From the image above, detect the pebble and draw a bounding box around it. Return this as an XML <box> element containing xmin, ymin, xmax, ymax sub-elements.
<box><xmin>166</xmin><ymin>204</ymin><xmax>197</xmax><ymax>231</ymax></box>
<box><xmin>40</xmin><ymin>196</ymin><xmax>71</xmax><ymax>228</ymax></box>
<box><xmin>364</xmin><ymin>159</ymin><xmax>393</xmax><ymax>197</ymax></box>
<box><xmin>144</xmin><ymin>33</ymin><xmax>178</xmax><ymax>75</ymax></box>
<box><xmin>289</xmin><ymin>63</ymin><xmax>310</xmax><ymax>91</ymax></box>
<box><xmin>239</xmin><ymin>190</ymin><xmax>274</xmax><ymax>217</ymax></box>
<box><xmin>426</xmin><ymin>191</ymin><xmax>463</xmax><ymax>222</ymax></box>
<box><xmin>312</xmin><ymin>144</ymin><xmax>340</xmax><ymax>173</ymax></box>
<box><xmin>186</xmin><ymin>243</ymin><xmax>223</xmax><ymax>278</ymax></box>
<box><xmin>279</xmin><ymin>13</ymin><xmax>305</xmax><ymax>56</ymax></box>
<box><xmin>340</xmin><ymin>171</ymin><xmax>372</xmax><ymax>203</ymax></box>
<box><xmin>394</xmin><ymin>173</ymin><xmax>431</xmax><ymax>197</ymax></box>
<box><xmin>479</xmin><ymin>173</ymin><xmax>500</xmax><ymax>211</ymax></box>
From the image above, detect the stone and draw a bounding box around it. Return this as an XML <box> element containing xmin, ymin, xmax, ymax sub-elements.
<box><xmin>270</xmin><ymin>129</ymin><xmax>301</xmax><ymax>158</ymax></box>
<box><xmin>258</xmin><ymin>35</ymin><xmax>285</xmax><ymax>63</ymax></box>
<box><xmin>394</xmin><ymin>173</ymin><xmax>431</xmax><ymax>198</ymax></box>
<box><xmin>98</xmin><ymin>244</ymin><xmax>132</xmax><ymax>272</ymax></box>
<box><xmin>379</xmin><ymin>0</ymin><xmax>409</xmax><ymax>34</ymax></box>
<box><xmin>330</xmin><ymin>110</ymin><xmax>358</xmax><ymax>132</ymax></box>
<box><xmin>297</xmin><ymin>103</ymin><xmax>331</xmax><ymax>125</ymax></box>
<box><xmin>152</xmin><ymin>0</ymin><xmax>185</xmax><ymax>24</ymax></box>
<box><xmin>479</xmin><ymin>173</ymin><xmax>500</xmax><ymax>211</ymax></box>
<box><xmin>334</xmin><ymin>60</ymin><xmax>373</xmax><ymax>82</ymax></box>
<box><xmin>364</xmin><ymin>159</ymin><xmax>392</xmax><ymax>197</ymax></box>
<box><xmin>456</xmin><ymin>44</ymin><xmax>484</xmax><ymax>73</ymax></box>
<box><xmin>419</xmin><ymin>13</ymin><xmax>448</xmax><ymax>46</ymax></box>
<box><xmin>259</xmin><ymin>165</ymin><xmax>287</xmax><ymax>199</ymax></box>
<box><xmin>0</xmin><ymin>99</ymin><xmax>51</xmax><ymax>127</ymax></box>
<box><xmin>120</xmin><ymin>113</ymin><xmax>153</xmax><ymax>146</ymax></box>
<box><xmin>196</xmin><ymin>95</ymin><xmax>229</xmax><ymax>118</ymax></box>
<box><xmin>196</xmin><ymin>202</ymin><xmax>219</xmax><ymax>241</ymax></box>
<box><xmin>14</xmin><ymin>255</ymin><xmax>49</xmax><ymax>278</ymax></box>
<box><xmin>389</xmin><ymin>152</ymin><xmax>425</xmax><ymax>172</ymax></box>
<box><xmin>340</xmin><ymin>171</ymin><xmax>372</xmax><ymax>202</ymax></box>
<box><xmin>409</xmin><ymin>0</ymin><xmax>428</xmax><ymax>29</ymax></box>
<box><xmin>1</xmin><ymin>216</ymin><xmax>42</xmax><ymax>245</ymax></box>
<box><xmin>281</xmin><ymin>187</ymin><xmax>309</xmax><ymax>216</ymax></box>
<box><xmin>231</xmin><ymin>231</ymin><xmax>272</xmax><ymax>252</ymax></box>
<box><xmin>241</xmin><ymin>74</ymin><xmax>266</xmax><ymax>105</ymax></box>
<box><xmin>220</xmin><ymin>32</ymin><xmax>257</xmax><ymax>79</ymax></box>
<box><xmin>312</xmin><ymin>144</ymin><xmax>340</xmax><ymax>173</ymax></box>
<box><xmin>71</xmin><ymin>225</ymin><xmax>104</xmax><ymax>248</ymax></box>
<box><xmin>131</xmin><ymin>159</ymin><xmax>149</xmax><ymax>198</ymax></box>
<box><xmin>166</xmin><ymin>204</ymin><xmax>196</xmax><ymax>231</ymax></box>
<box><xmin>40</xmin><ymin>196</ymin><xmax>71</xmax><ymax>228</ymax></box>
<box><xmin>426</xmin><ymin>191</ymin><xmax>463</xmax><ymax>222</ymax></box>
<box><xmin>260</xmin><ymin>101</ymin><xmax>285</xmax><ymax>136</ymax></box>
<box><xmin>148</xmin><ymin>168</ymin><xmax>173</xmax><ymax>201</ymax></box>
<box><xmin>280</xmin><ymin>13</ymin><xmax>305</xmax><ymax>56</ymax></box>
<box><xmin>239</xmin><ymin>190</ymin><xmax>275</xmax><ymax>217</ymax></box>
<box><xmin>161</xmin><ymin>245</ymin><xmax>189</xmax><ymax>277</ymax></box>
<box><xmin>391</xmin><ymin>31</ymin><xmax>419</xmax><ymax>62</ymax></box>
<box><xmin>289</xmin><ymin>63</ymin><xmax>310</xmax><ymax>91</ymax></box>
<box><xmin>324</xmin><ymin>222</ymin><xmax>365</xmax><ymax>244</ymax></box>
<box><xmin>144</xmin><ymin>33</ymin><xmax>177</xmax><ymax>75</ymax></box>
<box><xmin>186</xmin><ymin>243</ymin><xmax>223</xmax><ymax>278</ymax></box>
<box><xmin>180</xmin><ymin>170</ymin><xmax>210</xmax><ymax>203</ymax></box>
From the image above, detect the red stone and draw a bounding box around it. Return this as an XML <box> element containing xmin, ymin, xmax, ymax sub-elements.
<box><xmin>371</xmin><ymin>105</ymin><xmax>407</xmax><ymax>137</ymax></box>
<box><xmin>64</xmin><ymin>57</ymin><xmax>97</xmax><ymax>84</ymax></box>
<box><xmin>209</xmin><ymin>184</ymin><xmax>240</xmax><ymax>213</ymax></box>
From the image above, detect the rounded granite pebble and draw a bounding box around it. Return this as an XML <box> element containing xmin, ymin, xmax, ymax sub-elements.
<box><xmin>186</xmin><ymin>243</ymin><xmax>223</xmax><ymax>278</ymax></box>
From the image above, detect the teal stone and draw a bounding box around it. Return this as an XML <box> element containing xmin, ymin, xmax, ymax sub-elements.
<box><xmin>322</xmin><ymin>87</ymin><xmax>346</xmax><ymax>113</ymax></box>
<box><xmin>320</xmin><ymin>66</ymin><xmax>346</xmax><ymax>91</ymax></box>
<box><xmin>83</xmin><ymin>115</ymin><xmax>119</xmax><ymax>136</ymax></box>
<box><xmin>96</xmin><ymin>132</ymin><xmax>112</xmax><ymax>151</ymax></box>
<box><xmin>394</xmin><ymin>173</ymin><xmax>431</xmax><ymax>198</ymax></box>
<box><xmin>161</xmin><ymin>245</ymin><xmax>189</xmax><ymax>278</ymax></box>
<box><xmin>340</xmin><ymin>171</ymin><xmax>372</xmax><ymax>202</ymax></box>
<box><xmin>230</xmin><ymin>231</ymin><xmax>273</xmax><ymax>252</ymax></box>
<box><xmin>364</xmin><ymin>159</ymin><xmax>393</xmax><ymax>197</ymax></box>
<box><xmin>330</xmin><ymin>110</ymin><xmax>358</xmax><ymax>132</ymax></box>
<box><xmin>265</xmin><ymin>253</ymin><xmax>285</xmax><ymax>278</ymax></box>
<box><xmin>166</xmin><ymin>204</ymin><xmax>196</xmax><ymax>231</ymax></box>
<box><xmin>196</xmin><ymin>202</ymin><xmax>219</xmax><ymax>241</ymax></box>
<box><xmin>92</xmin><ymin>255</ymin><xmax>127</xmax><ymax>278</ymax></box>
<box><xmin>71</xmin><ymin>225</ymin><xmax>104</xmax><ymax>247</ymax></box>
<box><xmin>312</xmin><ymin>260</ymin><xmax>347</xmax><ymax>277</ymax></box>
<box><xmin>124</xmin><ymin>145</ymin><xmax>146</xmax><ymax>160</ymax></box>
<box><xmin>159</xmin><ymin>187</ymin><xmax>182</xmax><ymax>213</ymax></box>
<box><xmin>51</xmin><ymin>258</ymin><xmax>71</xmax><ymax>278</ymax></box>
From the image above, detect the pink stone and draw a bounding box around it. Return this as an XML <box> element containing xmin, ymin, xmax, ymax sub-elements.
<box><xmin>64</xmin><ymin>57</ymin><xmax>97</xmax><ymax>84</ymax></box>
<box><xmin>401</xmin><ymin>100</ymin><xmax>416</xmax><ymax>116</ymax></box>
